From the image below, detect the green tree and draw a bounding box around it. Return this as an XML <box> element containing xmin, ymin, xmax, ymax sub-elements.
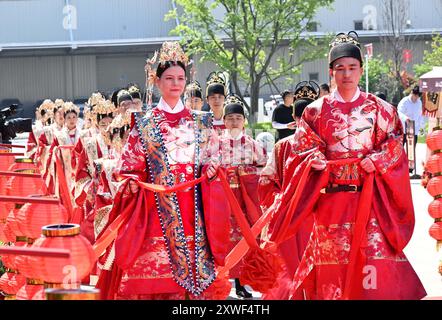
<box><xmin>167</xmin><ymin>0</ymin><xmax>333</xmax><ymax>123</ymax></box>
<box><xmin>360</xmin><ymin>55</ymin><xmax>390</xmax><ymax>95</ymax></box>
<box><xmin>414</xmin><ymin>34</ymin><xmax>442</xmax><ymax>77</ymax></box>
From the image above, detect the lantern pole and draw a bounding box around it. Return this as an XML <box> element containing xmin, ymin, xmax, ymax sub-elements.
<box><xmin>0</xmin><ymin>153</ymin><xmax>25</xmax><ymax>157</ymax></box>
<box><xmin>0</xmin><ymin>195</ymin><xmax>60</xmax><ymax>205</ymax></box>
<box><xmin>0</xmin><ymin>143</ymin><xmax>26</xmax><ymax>149</ymax></box>
<box><xmin>0</xmin><ymin>171</ymin><xmax>41</xmax><ymax>178</ymax></box>
<box><xmin>0</xmin><ymin>246</ymin><xmax>70</xmax><ymax>258</ymax></box>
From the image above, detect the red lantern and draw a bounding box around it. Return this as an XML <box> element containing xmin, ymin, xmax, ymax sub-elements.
<box><xmin>0</xmin><ymin>240</ymin><xmax>27</xmax><ymax>272</ymax></box>
<box><xmin>0</xmin><ymin>204</ymin><xmax>8</xmax><ymax>222</ymax></box>
<box><xmin>13</xmin><ymin>242</ymin><xmax>43</xmax><ymax>281</ymax></box>
<box><xmin>429</xmin><ymin>199</ymin><xmax>442</xmax><ymax>219</ymax></box>
<box><xmin>427</xmin><ymin>129</ymin><xmax>442</xmax><ymax>151</ymax></box>
<box><xmin>0</xmin><ymin>147</ymin><xmax>15</xmax><ymax>171</ymax></box>
<box><xmin>4</xmin><ymin>206</ymin><xmax>26</xmax><ymax>243</ymax></box>
<box><xmin>16</xmin><ymin>281</ymin><xmax>45</xmax><ymax>300</ymax></box>
<box><xmin>15</xmin><ymin>199</ymin><xmax>68</xmax><ymax>240</ymax></box>
<box><xmin>427</xmin><ymin>176</ymin><xmax>442</xmax><ymax>197</ymax></box>
<box><xmin>7</xmin><ymin>158</ymin><xmax>38</xmax><ymax>173</ymax></box>
<box><xmin>429</xmin><ymin>222</ymin><xmax>442</xmax><ymax>240</ymax></box>
<box><xmin>0</xmin><ymin>223</ymin><xmax>7</xmax><ymax>242</ymax></box>
<box><xmin>32</xmin><ymin>224</ymin><xmax>96</xmax><ymax>286</ymax></box>
<box><xmin>5</xmin><ymin>174</ymin><xmax>46</xmax><ymax>198</ymax></box>
<box><xmin>0</xmin><ymin>272</ymin><xmax>26</xmax><ymax>297</ymax></box>
<box><xmin>427</xmin><ymin>153</ymin><xmax>442</xmax><ymax>174</ymax></box>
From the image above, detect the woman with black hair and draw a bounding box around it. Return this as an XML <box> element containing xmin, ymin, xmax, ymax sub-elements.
<box><xmin>95</xmin><ymin>41</ymin><xmax>230</xmax><ymax>300</ymax></box>
<box><xmin>43</xmin><ymin>102</ymin><xmax>81</xmax><ymax>195</ymax></box>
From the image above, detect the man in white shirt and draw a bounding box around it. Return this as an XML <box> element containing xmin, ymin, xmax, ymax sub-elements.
<box><xmin>397</xmin><ymin>85</ymin><xmax>427</xmax><ymax>154</ymax></box>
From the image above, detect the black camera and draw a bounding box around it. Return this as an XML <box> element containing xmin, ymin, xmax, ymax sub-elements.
<box><xmin>0</xmin><ymin>104</ymin><xmax>33</xmax><ymax>144</ymax></box>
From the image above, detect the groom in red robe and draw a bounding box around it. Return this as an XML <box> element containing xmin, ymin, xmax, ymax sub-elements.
<box><xmin>260</xmin><ymin>31</ymin><xmax>426</xmax><ymax>300</ymax></box>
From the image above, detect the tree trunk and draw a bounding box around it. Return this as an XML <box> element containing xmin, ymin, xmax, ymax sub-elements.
<box><xmin>249</xmin><ymin>80</ymin><xmax>261</xmax><ymax>125</ymax></box>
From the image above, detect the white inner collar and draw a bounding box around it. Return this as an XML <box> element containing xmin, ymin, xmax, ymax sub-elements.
<box><xmin>223</xmin><ymin>130</ymin><xmax>244</xmax><ymax>141</ymax></box>
<box><xmin>157</xmin><ymin>97</ymin><xmax>184</xmax><ymax>114</ymax></box>
<box><xmin>333</xmin><ymin>87</ymin><xmax>361</xmax><ymax>103</ymax></box>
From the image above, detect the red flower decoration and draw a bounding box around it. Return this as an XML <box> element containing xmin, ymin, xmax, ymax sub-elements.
<box><xmin>239</xmin><ymin>247</ymin><xmax>283</xmax><ymax>294</ymax></box>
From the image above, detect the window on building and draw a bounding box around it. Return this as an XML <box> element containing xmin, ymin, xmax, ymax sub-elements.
<box><xmin>354</xmin><ymin>20</ymin><xmax>363</xmax><ymax>31</ymax></box>
<box><xmin>309</xmin><ymin>73</ymin><xmax>319</xmax><ymax>82</ymax></box>
<box><xmin>306</xmin><ymin>22</ymin><xmax>318</xmax><ymax>32</ymax></box>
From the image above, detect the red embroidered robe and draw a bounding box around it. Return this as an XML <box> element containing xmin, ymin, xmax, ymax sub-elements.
<box><xmin>95</xmin><ymin>105</ymin><xmax>231</xmax><ymax>300</ymax></box>
<box><xmin>218</xmin><ymin>131</ymin><xmax>267</xmax><ymax>278</ymax></box>
<box><xmin>266</xmin><ymin>92</ymin><xmax>426</xmax><ymax>300</ymax></box>
<box><xmin>258</xmin><ymin>134</ymin><xmax>314</xmax><ymax>300</ymax></box>
<box><xmin>36</xmin><ymin>124</ymin><xmax>62</xmax><ymax>174</ymax></box>
<box><xmin>74</xmin><ymin>133</ymin><xmax>110</xmax><ymax>244</ymax></box>
<box><xmin>44</xmin><ymin>128</ymin><xmax>80</xmax><ymax>195</ymax></box>
<box><xmin>25</xmin><ymin>121</ymin><xmax>44</xmax><ymax>161</ymax></box>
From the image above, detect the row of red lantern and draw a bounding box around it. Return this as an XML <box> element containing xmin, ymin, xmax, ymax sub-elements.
<box><xmin>1</xmin><ymin>151</ymin><xmax>97</xmax><ymax>300</ymax></box>
<box><xmin>0</xmin><ymin>223</ymin><xmax>96</xmax><ymax>299</ymax></box>
<box><xmin>426</xmin><ymin>128</ymin><xmax>442</xmax><ymax>242</ymax></box>
<box><xmin>0</xmin><ymin>158</ymin><xmax>45</xmax><ymax>242</ymax></box>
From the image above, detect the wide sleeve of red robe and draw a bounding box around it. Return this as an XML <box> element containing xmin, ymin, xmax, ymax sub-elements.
<box><xmin>263</xmin><ymin>93</ymin><xmax>425</xmax><ymax>300</ymax></box>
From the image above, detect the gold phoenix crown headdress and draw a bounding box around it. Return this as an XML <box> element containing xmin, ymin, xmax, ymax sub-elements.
<box><xmin>294</xmin><ymin>81</ymin><xmax>320</xmax><ymax>101</ymax></box>
<box><xmin>158</xmin><ymin>41</ymin><xmax>189</xmax><ymax>67</ymax></box>
<box><xmin>87</xmin><ymin>92</ymin><xmax>106</xmax><ymax>108</ymax></box>
<box><xmin>37</xmin><ymin>99</ymin><xmax>55</xmax><ymax>124</ymax></box>
<box><xmin>54</xmin><ymin>98</ymin><xmax>65</xmax><ymax>111</ymax></box>
<box><xmin>104</xmin><ymin>112</ymin><xmax>131</xmax><ymax>147</ymax></box>
<box><xmin>330</xmin><ymin>31</ymin><xmax>361</xmax><ymax>49</ymax></box>
<box><xmin>37</xmin><ymin>99</ymin><xmax>54</xmax><ymax>114</ymax></box>
<box><xmin>91</xmin><ymin>100</ymin><xmax>116</xmax><ymax>116</ymax></box>
<box><xmin>63</xmin><ymin>102</ymin><xmax>80</xmax><ymax>115</ymax></box>
<box><xmin>89</xmin><ymin>100</ymin><xmax>116</xmax><ymax>127</ymax></box>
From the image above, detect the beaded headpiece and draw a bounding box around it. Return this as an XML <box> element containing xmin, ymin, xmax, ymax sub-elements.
<box><xmin>223</xmin><ymin>94</ymin><xmax>246</xmax><ymax>118</ymax></box>
<box><xmin>87</xmin><ymin>92</ymin><xmax>106</xmax><ymax>109</ymax></box>
<box><xmin>116</xmin><ymin>89</ymin><xmax>133</xmax><ymax>106</ymax></box>
<box><xmin>37</xmin><ymin>99</ymin><xmax>55</xmax><ymax>125</ymax></box>
<box><xmin>294</xmin><ymin>81</ymin><xmax>320</xmax><ymax>102</ymax></box>
<box><xmin>185</xmin><ymin>80</ymin><xmax>203</xmax><ymax>99</ymax></box>
<box><xmin>329</xmin><ymin>31</ymin><xmax>361</xmax><ymax>49</ymax></box>
<box><xmin>85</xmin><ymin>92</ymin><xmax>106</xmax><ymax>122</ymax></box>
<box><xmin>206</xmin><ymin>71</ymin><xmax>227</xmax><ymax>97</ymax></box>
<box><xmin>329</xmin><ymin>31</ymin><xmax>363</xmax><ymax>68</ymax></box>
<box><xmin>127</xmin><ymin>84</ymin><xmax>141</xmax><ymax>100</ymax></box>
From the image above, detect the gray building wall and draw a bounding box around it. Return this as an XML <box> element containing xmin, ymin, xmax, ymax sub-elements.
<box><xmin>314</xmin><ymin>0</ymin><xmax>442</xmax><ymax>32</ymax></box>
<box><xmin>0</xmin><ymin>0</ymin><xmax>176</xmax><ymax>45</ymax></box>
